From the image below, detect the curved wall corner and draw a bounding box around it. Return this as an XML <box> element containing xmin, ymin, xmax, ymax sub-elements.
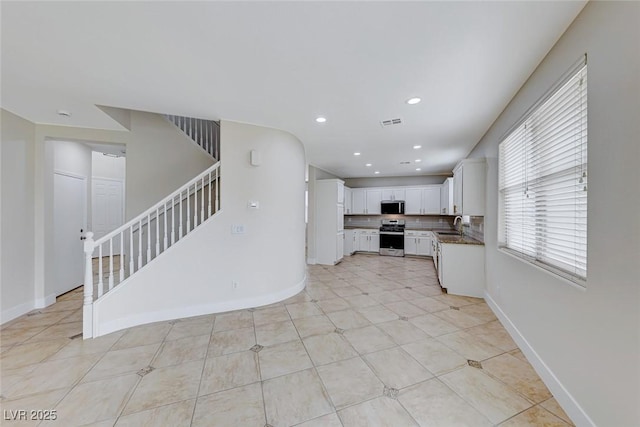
<box><xmin>93</xmin><ymin>120</ymin><xmax>307</xmax><ymax>336</ymax></box>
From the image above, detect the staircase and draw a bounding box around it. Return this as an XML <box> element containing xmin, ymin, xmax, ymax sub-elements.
<box><xmin>82</xmin><ymin>115</ymin><xmax>221</xmax><ymax>338</ymax></box>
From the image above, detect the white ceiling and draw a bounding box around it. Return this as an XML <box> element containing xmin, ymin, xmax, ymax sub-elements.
<box><xmin>1</xmin><ymin>1</ymin><xmax>586</xmax><ymax>178</ymax></box>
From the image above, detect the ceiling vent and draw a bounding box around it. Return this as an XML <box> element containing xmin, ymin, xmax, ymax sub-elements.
<box><xmin>380</xmin><ymin>118</ymin><xmax>402</xmax><ymax>127</ymax></box>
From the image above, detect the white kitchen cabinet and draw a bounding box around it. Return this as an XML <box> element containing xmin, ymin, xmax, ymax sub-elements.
<box><xmin>438</xmin><ymin>242</ymin><xmax>485</xmax><ymax>298</ymax></box>
<box><xmin>417</xmin><ymin>234</ymin><xmax>432</xmax><ymax>256</ymax></box>
<box><xmin>404</xmin><ymin>188</ymin><xmax>423</xmax><ymax>215</ymax></box>
<box><xmin>351</xmin><ymin>189</ymin><xmax>366</xmax><ymax>214</ymax></box>
<box><xmin>356</xmin><ymin>229</ymin><xmax>379</xmax><ymax>253</ymax></box>
<box><xmin>315</xmin><ymin>179</ymin><xmax>345</xmax><ymax>265</ymax></box>
<box><xmin>440</xmin><ymin>178</ymin><xmax>454</xmax><ymax>215</ymax></box>
<box><xmin>344</xmin><ymin>187</ymin><xmax>352</xmax><ymax>214</ymax></box>
<box><xmin>344</xmin><ymin>229</ymin><xmax>356</xmax><ymax>256</ymax></box>
<box><xmin>422</xmin><ymin>187</ymin><xmax>441</xmax><ymax>214</ymax></box>
<box><xmin>365</xmin><ymin>189</ymin><xmax>382</xmax><ymax>214</ymax></box>
<box><xmin>404</xmin><ymin>231</ymin><xmax>432</xmax><ymax>256</ymax></box>
<box><xmin>337</xmin><ymin>232</ymin><xmax>345</xmax><ymax>261</ymax></box>
<box><xmin>381</xmin><ymin>188</ymin><xmax>406</xmax><ymax>201</ymax></box>
<box><xmin>350</xmin><ymin>189</ymin><xmax>381</xmax><ymax>215</ymax></box>
<box><xmin>404</xmin><ymin>186</ymin><xmax>441</xmax><ymax>215</ymax></box>
<box><xmin>452</xmin><ymin>158</ymin><xmax>486</xmax><ymax>216</ymax></box>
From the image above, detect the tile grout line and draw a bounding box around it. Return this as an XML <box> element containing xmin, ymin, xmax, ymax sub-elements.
<box><xmin>188</xmin><ymin>315</ymin><xmax>217</xmax><ymax>427</ymax></box>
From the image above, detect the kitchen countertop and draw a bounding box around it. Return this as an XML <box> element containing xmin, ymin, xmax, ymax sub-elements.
<box><xmin>435</xmin><ymin>234</ymin><xmax>484</xmax><ymax>245</ymax></box>
<box><xmin>344</xmin><ymin>226</ymin><xmax>484</xmax><ymax>245</ymax></box>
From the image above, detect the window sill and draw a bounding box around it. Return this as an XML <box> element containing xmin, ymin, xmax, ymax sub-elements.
<box><xmin>497</xmin><ymin>247</ymin><xmax>587</xmax><ymax>291</ymax></box>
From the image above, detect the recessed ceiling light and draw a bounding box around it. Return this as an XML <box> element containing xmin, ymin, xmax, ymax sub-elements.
<box><xmin>406</xmin><ymin>97</ymin><xmax>421</xmax><ymax>105</ymax></box>
<box><xmin>354</xmin><ymin>152</ymin><xmax>361</xmax><ymax>156</ymax></box>
<box><xmin>413</xmin><ymin>145</ymin><xmax>422</xmax><ymax>149</ymax></box>
<box><xmin>415</xmin><ymin>159</ymin><xmax>422</xmax><ymax>162</ymax></box>
<box><xmin>365</xmin><ymin>163</ymin><xmax>372</xmax><ymax>167</ymax></box>
<box><xmin>57</xmin><ymin>109</ymin><xmax>71</xmax><ymax>117</ymax></box>
<box><xmin>315</xmin><ymin>117</ymin><xmax>326</xmax><ymax>123</ymax></box>
<box><xmin>416</xmin><ymin>168</ymin><xmax>422</xmax><ymax>171</ymax></box>
<box><xmin>374</xmin><ymin>171</ymin><xmax>380</xmax><ymax>175</ymax></box>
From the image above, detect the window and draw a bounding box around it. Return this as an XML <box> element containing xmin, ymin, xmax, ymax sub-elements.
<box><xmin>499</xmin><ymin>57</ymin><xmax>587</xmax><ymax>285</ymax></box>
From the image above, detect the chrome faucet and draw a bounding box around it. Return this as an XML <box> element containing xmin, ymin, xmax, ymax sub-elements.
<box><xmin>453</xmin><ymin>216</ymin><xmax>464</xmax><ymax>236</ymax></box>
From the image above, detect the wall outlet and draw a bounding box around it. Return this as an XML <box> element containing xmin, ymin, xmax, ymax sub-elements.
<box><xmin>232</xmin><ymin>281</ymin><xmax>239</xmax><ymax>289</ymax></box>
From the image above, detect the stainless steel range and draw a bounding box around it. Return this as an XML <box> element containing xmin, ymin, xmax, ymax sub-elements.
<box><xmin>379</xmin><ymin>219</ymin><xmax>405</xmax><ymax>257</ymax></box>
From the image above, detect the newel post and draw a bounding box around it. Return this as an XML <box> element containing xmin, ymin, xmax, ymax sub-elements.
<box><xmin>83</xmin><ymin>232</ymin><xmax>94</xmax><ymax>339</ymax></box>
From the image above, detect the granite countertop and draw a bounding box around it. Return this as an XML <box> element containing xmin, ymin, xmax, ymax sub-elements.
<box><xmin>435</xmin><ymin>234</ymin><xmax>484</xmax><ymax>246</ymax></box>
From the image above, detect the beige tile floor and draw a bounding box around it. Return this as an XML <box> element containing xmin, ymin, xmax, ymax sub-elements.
<box><xmin>0</xmin><ymin>254</ymin><xmax>575</xmax><ymax>426</ymax></box>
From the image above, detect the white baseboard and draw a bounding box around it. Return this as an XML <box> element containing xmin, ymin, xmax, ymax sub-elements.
<box><xmin>484</xmin><ymin>292</ymin><xmax>595</xmax><ymax>427</ymax></box>
<box><xmin>94</xmin><ymin>274</ymin><xmax>307</xmax><ymax>337</ymax></box>
<box><xmin>306</xmin><ymin>257</ymin><xmax>317</xmax><ymax>265</ymax></box>
<box><xmin>1</xmin><ymin>300</ymin><xmax>35</xmax><ymax>324</ymax></box>
<box><xmin>1</xmin><ymin>293</ymin><xmax>58</xmax><ymax>325</ymax></box>
<box><xmin>35</xmin><ymin>293</ymin><xmax>56</xmax><ymax>309</ymax></box>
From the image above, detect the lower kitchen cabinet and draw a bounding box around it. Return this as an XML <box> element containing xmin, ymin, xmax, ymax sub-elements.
<box><xmin>355</xmin><ymin>229</ymin><xmax>379</xmax><ymax>253</ymax></box>
<box><xmin>404</xmin><ymin>231</ymin><xmax>433</xmax><ymax>256</ymax></box>
<box><xmin>337</xmin><ymin>232</ymin><xmax>344</xmax><ymax>261</ymax></box>
<box><xmin>437</xmin><ymin>242</ymin><xmax>485</xmax><ymax>298</ymax></box>
<box><xmin>344</xmin><ymin>229</ymin><xmax>356</xmax><ymax>256</ymax></box>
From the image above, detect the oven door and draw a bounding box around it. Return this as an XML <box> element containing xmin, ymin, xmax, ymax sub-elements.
<box><xmin>379</xmin><ymin>232</ymin><xmax>404</xmax><ymax>256</ymax></box>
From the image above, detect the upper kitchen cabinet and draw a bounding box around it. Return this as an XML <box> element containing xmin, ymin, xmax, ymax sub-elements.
<box><xmin>381</xmin><ymin>188</ymin><xmax>406</xmax><ymax>201</ymax></box>
<box><xmin>315</xmin><ymin>179</ymin><xmax>345</xmax><ymax>265</ymax></box>
<box><xmin>351</xmin><ymin>188</ymin><xmax>382</xmax><ymax>214</ymax></box>
<box><xmin>452</xmin><ymin>158</ymin><xmax>486</xmax><ymax>216</ymax></box>
<box><xmin>344</xmin><ymin>186</ymin><xmax>352</xmax><ymax>214</ymax></box>
<box><xmin>404</xmin><ymin>186</ymin><xmax>441</xmax><ymax>215</ymax></box>
<box><xmin>366</xmin><ymin>189</ymin><xmax>382</xmax><ymax>214</ymax></box>
<box><xmin>440</xmin><ymin>178</ymin><xmax>454</xmax><ymax>215</ymax></box>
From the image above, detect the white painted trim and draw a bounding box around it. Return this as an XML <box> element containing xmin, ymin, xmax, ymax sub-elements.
<box><xmin>35</xmin><ymin>293</ymin><xmax>57</xmax><ymax>309</ymax></box>
<box><xmin>306</xmin><ymin>257</ymin><xmax>317</xmax><ymax>265</ymax></box>
<box><xmin>94</xmin><ymin>274</ymin><xmax>307</xmax><ymax>337</ymax></box>
<box><xmin>1</xmin><ymin>301</ymin><xmax>36</xmax><ymax>324</ymax></box>
<box><xmin>0</xmin><ymin>293</ymin><xmax>56</xmax><ymax>324</ymax></box>
<box><xmin>484</xmin><ymin>292</ymin><xmax>595</xmax><ymax>427</ymax></box>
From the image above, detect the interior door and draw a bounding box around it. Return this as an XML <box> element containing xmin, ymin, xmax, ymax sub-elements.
<box><xmin>53</xmin><ymin>172</ymin><xmax>86</xmax><ymax>296</ymax></box>
<box><xmin>92</xmin><ymin>178</ymin><xmax>124</xmax><ymax>254</ymax></box>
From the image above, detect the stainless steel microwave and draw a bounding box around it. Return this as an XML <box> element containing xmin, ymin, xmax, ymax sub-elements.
<box><xmin>381</xmin><ymin>200</ymin><xmax>405</xmax><ymax>215</ymax></box>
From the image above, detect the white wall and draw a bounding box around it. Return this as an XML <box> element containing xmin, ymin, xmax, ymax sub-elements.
<box><xmin>93</xmin><ymin>121</ymin><xmax>307</xmax><ymax>335</ymax></box>
<box><xmin>1</xmin><ymin>110</ymin><xmax>37</xmax><ymax>322</ymax></box>
<box><xmin>0</xmin><ymin>108</ymin><xmax>217</xmax><ymax>322</ymax></box>
<box><xmin>124</xmin><ymin>111</ymin><xmax>214</xmax><ymax>219</ymax></box>
<box><xmin>468</xmin><ymin>2</ymin><xmax>640</xmax><ymax>426</ymax></box>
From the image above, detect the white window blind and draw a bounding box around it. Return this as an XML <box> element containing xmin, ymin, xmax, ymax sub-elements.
<box><xmin>499</xmin><ymin>58</ymin><xmax>587</xmax><ymax>285</ymax></box>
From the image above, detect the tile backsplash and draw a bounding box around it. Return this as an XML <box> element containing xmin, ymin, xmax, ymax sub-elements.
<box><xmin>345</xmin><ymin>214</ymin><xmax>485</xmax><ymax>243</ymax></box>
<box><xmin>465</xmin><ymin>216</ymin><xmax>484</xmax><ymax>242</ymax></box>
<box><xmin>345</xmin><ymin>215</ymin><xmax>455</xmax><ymax>230</ymax></box>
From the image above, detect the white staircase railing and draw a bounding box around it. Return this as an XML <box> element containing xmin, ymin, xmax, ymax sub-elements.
<box><xmin>82</xmin><ymin>161</ymin><xmax>221</xmax><ymax>338</ymax></box>
<box><xmin>165</xmin><ymin>115</ymin><xmax>220</xmax><ymax>160</ymax></box>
